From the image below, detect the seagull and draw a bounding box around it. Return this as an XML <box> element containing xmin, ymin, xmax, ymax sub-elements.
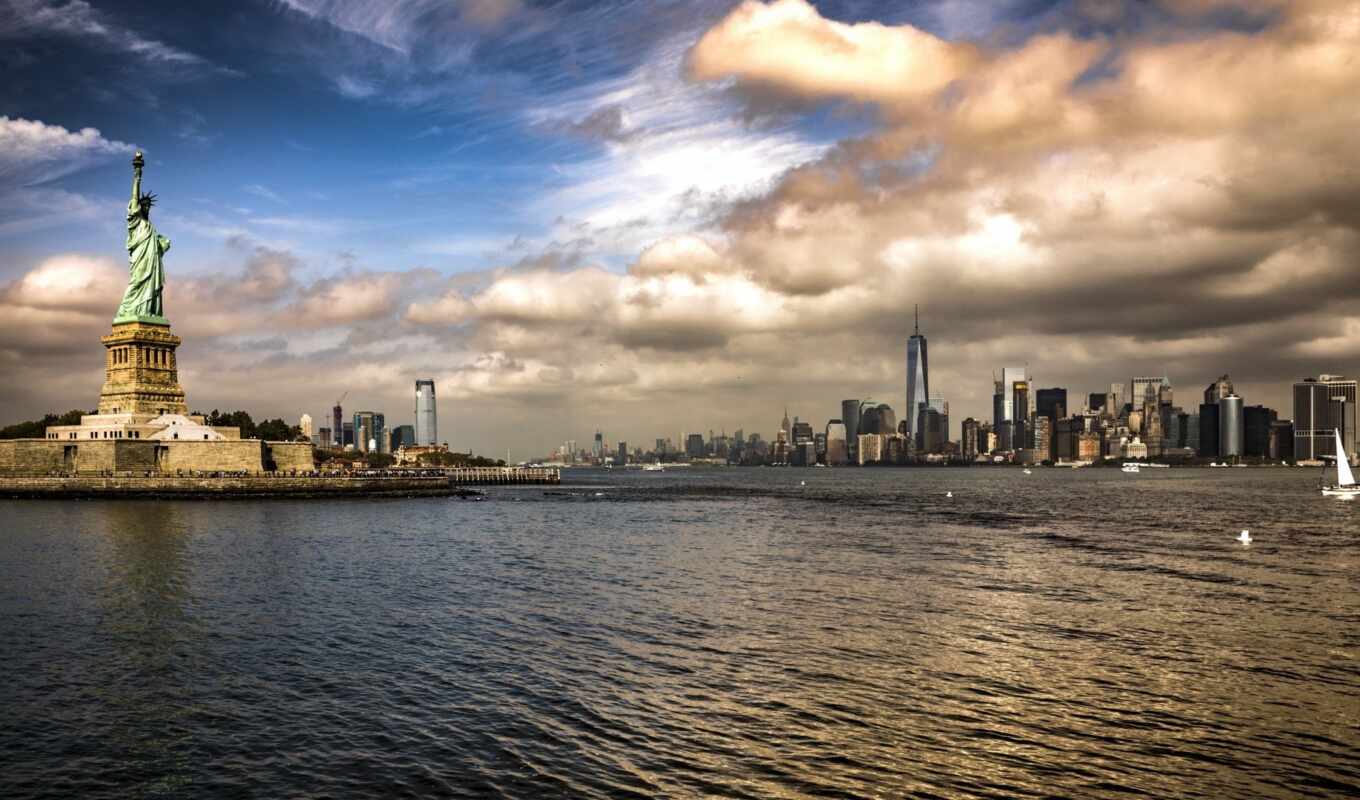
<box><xmin>800</xmin><ymin>480</ymin><xmax>806</xmax><ymax>486</ymax></box>
<box><xmin>1237</xmin><ymin>529</ymin><xmax>1252</xmax><ymax>545</ymax></box>
<box><xmin>946</xmin><ymin>491</ymin><xmax>953</xmax><ymax>498</ymax></box>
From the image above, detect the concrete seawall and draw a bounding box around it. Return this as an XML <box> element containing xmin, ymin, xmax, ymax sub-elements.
<box><xmin>0</xmin><ymin>468</ymin><xmax>560</xmax><ymax>499</ymax></box>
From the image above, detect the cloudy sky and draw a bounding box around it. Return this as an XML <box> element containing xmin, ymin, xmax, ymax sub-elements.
<box><xmin>1</xmin><ymin>0</ymin><xmax>1357</xmax><ymax>455</ymax></box>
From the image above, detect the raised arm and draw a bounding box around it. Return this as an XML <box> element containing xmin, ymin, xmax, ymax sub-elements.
<box><xmin>130</xmin><ymin>151</ymin><xmax>144</xmax><ymax>206</ymax></box>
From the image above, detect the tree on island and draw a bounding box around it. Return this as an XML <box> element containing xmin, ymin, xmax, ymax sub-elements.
<box><xmin>0</xmin><ymin>410</ymin><xmax>93</xmax><ymax>439</ymax></box>
<box><xmin>416</xmin><ymin>451</ymin><xmax>506</xmax><ymax>468</ymax></box>
<box><xmin>194</xmin><ymin>410</ymin><xmax>303</xmax><ymax>441</ymax></box>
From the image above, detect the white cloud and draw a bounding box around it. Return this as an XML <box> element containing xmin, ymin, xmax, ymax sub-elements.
<box><xmin>0</xmin><ymin>0</ymin><xmax>218</xmax><ymax>67</ymax></box>
<box><xmin>0</xmin><ymin>116</ymin><xmax>133</xmax><ymax>186</ymax></box>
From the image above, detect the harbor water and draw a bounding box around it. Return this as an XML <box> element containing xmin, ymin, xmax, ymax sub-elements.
<box><xmin>1</xmin><ymin>467</ymin><xmax>1357</xmax><ymax>798</ymax></box>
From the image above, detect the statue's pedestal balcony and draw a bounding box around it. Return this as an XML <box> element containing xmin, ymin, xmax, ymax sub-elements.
<box><xmin>98</xmin><ymin>320</ymin><xmax>187</xmax><ymax>416</ymax></box>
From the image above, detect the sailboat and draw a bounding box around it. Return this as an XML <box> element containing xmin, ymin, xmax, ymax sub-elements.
<box><xmin>1321</xmin><ymin>429</ymin><xmax>1360</xmax><ymax>497</ymax></box>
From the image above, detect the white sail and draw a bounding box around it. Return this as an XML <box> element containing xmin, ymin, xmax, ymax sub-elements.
<box><xmin>1336</xmin><ymin>429</ymin><xmax>1355</xmax><ymax>486</ymax></box>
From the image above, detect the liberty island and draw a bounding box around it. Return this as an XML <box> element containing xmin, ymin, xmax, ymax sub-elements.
<box><xmin>0</xmin><ymin>156</ymin><xmax>555</xmax><ymax>493</ymax></box>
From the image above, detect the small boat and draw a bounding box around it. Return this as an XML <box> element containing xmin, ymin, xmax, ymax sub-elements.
<box><xmin>1321</xmin><ymin>429</ymin><xmax>1360</xmax><ymax>497</ymax></box>
<box><xmin>1121</xmin><ymin>463</ymin><xmax>1141</xmax><ymax>473</ymax></box>
<box><xmin>1022</xmin><ymin>468</ymin><xmax>1032</xmax><ymax>475</ymax></box>
<box><xmin>642</xmin><ymin>463</ymin><xmax>665</xmax><ymax>472</ymax></box>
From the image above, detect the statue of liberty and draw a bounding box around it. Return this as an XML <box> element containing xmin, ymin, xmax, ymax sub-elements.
<box><xmin>114</xmin><ymin>151</ymin><xmax>170</xmax><ymax>324</ymax></box>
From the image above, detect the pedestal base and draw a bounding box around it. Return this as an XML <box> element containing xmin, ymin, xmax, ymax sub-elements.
<box><xmin>98</xmin><ymin>321</ymin><xmax>188</xmax><ymax>416</ymax></box>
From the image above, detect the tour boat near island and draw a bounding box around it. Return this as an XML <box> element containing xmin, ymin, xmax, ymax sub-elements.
<box><xmin>1321</xmin><ymin>429</ymin><xmax>1360</xmax><ymax>498</ymax></box>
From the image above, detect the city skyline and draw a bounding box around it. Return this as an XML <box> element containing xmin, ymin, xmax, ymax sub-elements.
<box><xmin>4</xmin><ymin>0</ymin><xmax>1360</xmax><ymax>456</ymax></box>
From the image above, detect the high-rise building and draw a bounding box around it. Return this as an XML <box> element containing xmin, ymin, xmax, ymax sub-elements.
<box><xmin>929</xmin><ymin>396</ymin><xmax>948</xmax><ymax>446</ymax></box>
<box><xmin>1131</xmin><ymin>377</ymin><xmax>1170</xmax><ymax>410</ymax></box>
<box><xmin>414</xmin><ymin>378</ymin><xmax>437</xmax><ymax>446</ymax></box>
<box><xmin>342</xmin><ymin>421</ymin><xmax>354</xmax><ymax>448</ymax></box>
<box><xmin>994</xmin><ymin>367</ymin><xmax>1026</xmax><ymax>428</ymax></box>
<box><xmin>905</xmin><ymin>305</ymin><xmax>928</xmax><ymax>440</ymax></box>
<box><xmin>1219</xmin><ymin>394</ymin><xmax>1243</xmax><ymax>459</ymax></box>
<box><xmin>318</xmin><ymin>426</ymin><xmax>332</xmax><ymax>448</ymax></box>
<box><xmin>1088</xmin><ymin>392</ymin><xmax>1106</xmax><ymax>413</ymax></box>
<box><xmin>961</xmin><ymin>418</ymin><xmax>980</xmax><ymax>460</ymax></box>
<box><xmin>1269</xmin><ymin>421</ymin><xmax>1294</xmax><ymax>462</ymax></box>
<box><xmin>825</xmin><ymin>420</ymin><xmax>849</xmax><ymax>466</ymax></box>
<box><xmin>857</xmin><ymin>433</ymin><xmax>883</xmax><ymax>465</ymax></box>
<box><xmin>1243</xmin><ymin>405</ymin><xmax>1276</xmax><ymax>458</ymax></box>
<box><xmin>353</xmin><ymin>411</ymin><xmax>376</xmax><ymax>453</ymax></box>
<box><xmin>1109</xmin><ymin>383</ymin><xmax>1124</xmax><ymax>414</ymax></box>
<box><xmin>1031</xmin><ymin>415</ymin><xmax>1052</xmax><ymax>462</ymax></box>
<box><xmin>299</xmin><ymin>413</ymin><xmax>314</xmax><ymax>440</ymax></box>
<box><xmin>592</xmin><ymin>430</ymin><xmax>604</xmax><ymax>461</ymax></box>
<box><xmin>332</xmin><ymin>404</ymin><xmax>343</xmax><ymax>447</ymax></box>
<box><xmin>1294</xmin><ymin>375</ymin><xmax>1358</xmax><ymax>462</ymax></box>
<box><xmin>841</xmin><ymin>399</ymin><xmax>861</xmax><ymax>464</ymax></box>
<box><xmin>1198</xmin><ymin>403</ymin><xmax>1219</xmax><ymax>458</ymax></box>
<box><xmin>615</xmin><ymin>441</ymin><xmax>628</xmax><ymax>466</ymax></box>
<box><xmin>685</xmin><ymin>433</ymin><xmax>705</xmax><ymax>458</ymax></box>
<box><xmin>1204</xmin><ymin>374</ymin><xmax>1234</xmax><ymax>404</ymax></box>
<box><xmin>1036</xmin><ymin>388</ymin><xmax>1067</xmax><ymax>421</ymax></box>
<box><xmin>390</xmin><ymin>424</ymin><xmax>415</xmax><ymax>452</ymax></box>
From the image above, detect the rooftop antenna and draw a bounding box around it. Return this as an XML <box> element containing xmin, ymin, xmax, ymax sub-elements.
<box><xmin>914</xmin><ymin>304</ymin><xmax>919</xmax><ymax>335</ymax></box>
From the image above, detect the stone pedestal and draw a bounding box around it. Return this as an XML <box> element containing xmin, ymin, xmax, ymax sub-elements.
<box><xmin>98</xmin><ymin>321</ymin><xmax>188</xmax><ymax>415</ymax></box>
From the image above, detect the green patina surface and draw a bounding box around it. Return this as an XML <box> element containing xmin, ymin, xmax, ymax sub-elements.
<box><xmin>114</xmin><ymin>152</ymin><xmax>171</xmax><ymax>325</ymax></box>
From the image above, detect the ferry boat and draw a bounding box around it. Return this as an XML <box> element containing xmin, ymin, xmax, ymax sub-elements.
<box><xmin>642</xmin><ymin>463</ymin><xmax>665</xmax><ymax>472</ymax></box>
<box><xmin>1321</xmin><ymin>429</ymin><xmax>1360</xmax><ymax>498</ymax></box>
<box><xmin>1121</xmin><ymin>463</ymin><xmax>1141</xmax><ymax>473</ymax></box>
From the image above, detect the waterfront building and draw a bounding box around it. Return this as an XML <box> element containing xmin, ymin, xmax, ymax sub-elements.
<box><xmin>961</xmin><ymin>418</ymin><xmax>980</xmax><ymax>460</ymax></box>
<box><xmin>905</xmin><ymin>307</ymin><xmax>929</xmax><ymax>441</ymax></box>
<box><xmin>857</xmin><ymin>433</ymin><xmax>883</xmax><ymax>465</ymax></box>
<box><xmin>616</xmin><ymin>441</ymin><xmax>628</xmax><ymax>466</ymax></box>
<box><xmin>1184</xmin><ymin>413</ymin><xmax>1199</xmax><ymax>451</ymax></box>
<box><xmin>414</xmin><ymin>378</ymin><xmax>437</xmax><ymax>446</ymax></box>
<box><xmin>1243</xmin><ymin>405</ymin><xmax>1276</xmax><ymax>458</ymax></box>
<box><xmin>342</xmin><ymin>421</ymin><xmax>354</xmax><ymax>448</ymax></box>
<box><xmin>685</xmin><ymin>433</ymin><xmax>705</xmax><ymax>458</ymax></box>
<box><xmin>1294</xmin><ymin>375</ymin><xmax>1358</xmax><ymax>462</ymax></box>
<box><xmin>814</xmin><ymin>432</ymin><xmax>827</xmax><ymax>464</ymax></box>
<box><xmin>841</xmin><ymin>399</ymin><xmax>861</xmax><ymax>464</ymax></box>
<box><xmin>884</xmin><ymin>434</ymin><xmax>908</xmax><ymax>465</ymax></box>
<box><xmin>928</xmin><ymin>396</ymin><xmax>949</xmax><ymax>446</ymax></box>
<box><xmin>1121</xmin><ymin>436</ymin><xmax>1149</xmax><ymax>460</ymax></box>
<box><xmin>791</xmin><ymin>419</ymin><xmax>814</xmax><ymax>447</ymax></box>
<box><xmin>1031</xmin><ymin>415</ymin><xmax>1052</xmax><ymax>462</ymax></box>
<box><xmin>825</xmin><ymin>420</ymin><xmax>849</xmax><ymax>466</ymax></box>
<box><xmin>391</xmin><ymin>424</ymin><xmax>415</xmax><ymax>452</ymax></box>
<box><xmin>1198</xmin><ymin>403</ymin><xmax>1220</xmax><ymax>458</ymax></box>
<box><xmin>1219</xmin><ymin>394</ymin><xmax>1244</xmax><ymax>459</ymax></box>
<box><xmin>1077</xmin><ymin>432</ymin><xmax>1102</xmax><ymax>462</ymax></box>
<box><xmin>318</xmin><ymin>426</ymin><xmax>331</xmax><ymax>447</ymax></box>
<box><xmin>1269</xmin><ymin>421</ymin><xmax>1295</xmax><ymax>462</ymax></box>
<box><xmin>592</xmin><ymin>430</ymin><xmax>604</xmax><ymax>461</ymax></box>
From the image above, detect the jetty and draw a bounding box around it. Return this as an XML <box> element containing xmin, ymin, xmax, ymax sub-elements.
<box><xmin>0</xmin><ymin>467</ymin><xmax>560</xmax><ymax>499</ymax></box>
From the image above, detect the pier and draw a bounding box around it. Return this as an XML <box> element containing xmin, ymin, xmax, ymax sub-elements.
<box><xmin>0</xmin><ymin>467</ymin><xmax>560</xmax><ymax>499</ymax></box>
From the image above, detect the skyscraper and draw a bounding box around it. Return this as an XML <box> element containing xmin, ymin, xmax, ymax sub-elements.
<box><xmin>841</xmin><ymin>399</ymin><xmax>860</xmax><ymax>463</ymax></box>
<box><xmin>905</xmin><ymin>305</ymin><xmax>928</xmax><ymax>441</ymax></box>
<box><xmin>1294</xmin><ymin>375</ymin><xmax>1358</xmax><ymax>462</ymax></box>
<box><xmin>1132</xmin><ymin>376</ymin><xmax>1170</xmax><ymax>410</ymax></box>
<box><xmin>1219</xmin><ymin>394</ymin><xmax>1244</xmax><ymax>459</ymax></box>
<box><xmin>825</xmin><ymin>420</ymin><xmax>848</xmax><ymax>466</ymax></box>
<box><xmin>994</xmin><ymin>367</ymin><xmax>1027</xmax><ymax>428</ymax></box>
<box><xmin>299</xmin><ymin>413</ymin><xmax>313</xmax><ymax>440</ymax></box>
<box><xmin>332</xmin><ymin>403</ymin><xmax>343</xmax><ymax>447</ymax></box>
<box><xmin>415</xmin><ymin>378</ymin><xmax>437</xmax><ymax>446</ymax></box>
